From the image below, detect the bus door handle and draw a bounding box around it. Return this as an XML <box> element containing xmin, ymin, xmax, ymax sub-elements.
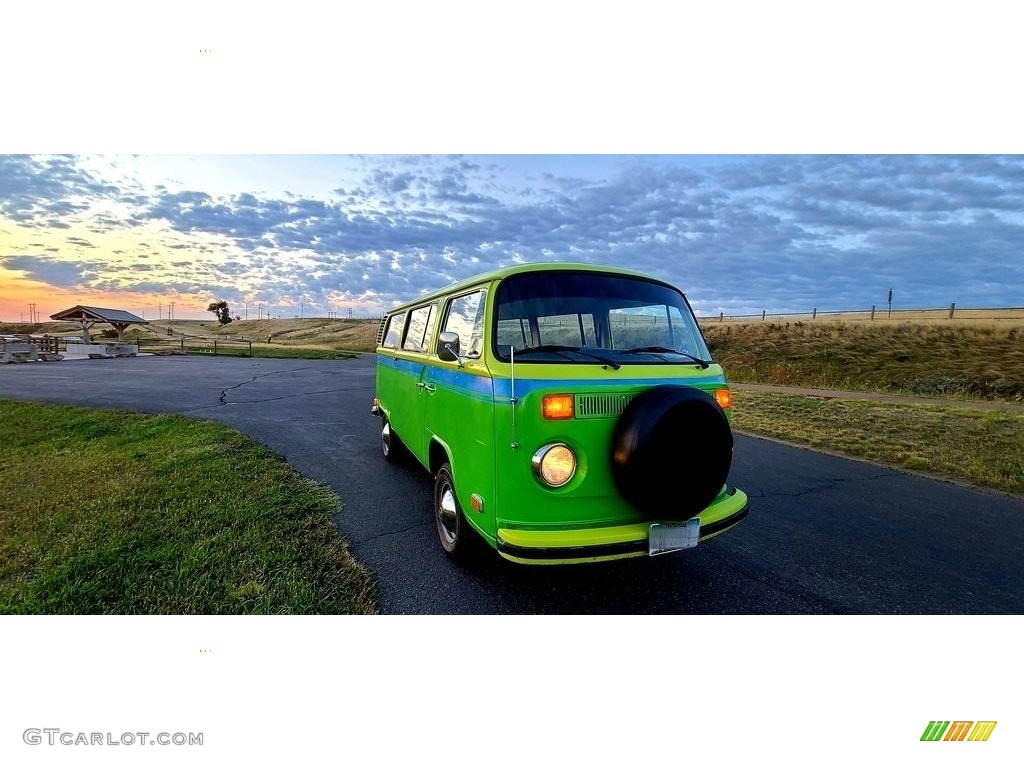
<box><xmin>417</xmin><ymin>382</ymin><xmax>437</xmax><ymax>393</ymax></box>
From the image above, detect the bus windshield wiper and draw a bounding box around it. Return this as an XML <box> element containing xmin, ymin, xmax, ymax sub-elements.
<box><xmin>620</xmin><ymin>346</ymin><xmax>711</xmax><ymax>369</ymax></box>
<box><xmin>516</xmin><ymin>345</ymin><xmax>621</xmax><ymax>370</ymax></box>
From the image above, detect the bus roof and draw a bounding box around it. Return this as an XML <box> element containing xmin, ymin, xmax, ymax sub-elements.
<box><xmin>384</xmin><ymin>261</ymin><xmax>677</xmax><ymax>313</ymax></box>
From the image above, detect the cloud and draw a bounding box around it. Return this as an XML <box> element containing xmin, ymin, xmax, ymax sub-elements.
<box><xmin>3</xmin><ymin>154</ymin><xmax>1023</xmax><ymax>315</ymax></box>
<box><xmin>0</xmin><ymin>155</ymin><xmax>120</xmax><ymax>223</ymax></box>
<box><xmin>2</xmin><ymin>254</ymin><xmax>96</xmax><ymax>288</ymax></box>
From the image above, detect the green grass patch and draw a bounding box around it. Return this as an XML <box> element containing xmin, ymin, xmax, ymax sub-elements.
<box><xmin>0</xmin><ymin>401</ymin><xmax>376</xmax><ymax>614</ymax></box>
<box><xmin>732</xmin><ymin>390</ymin><xmax>1024</xmax><ymax>494</ymax></box>
<box><xmin>706</xmin><ymin>321</ymin><xmax>1024</xmax><ymax>400</ymax></box>
<box><xmin>243</xmin><ymin>345</ymin><xmax>359</xmax><ymax>360</ymax></box>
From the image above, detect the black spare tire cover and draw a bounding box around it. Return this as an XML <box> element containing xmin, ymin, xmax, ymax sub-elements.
<box><xmin>611</xmin><ymin>385</ymin><xmax>733</xmax><ymax>519</ymax></box>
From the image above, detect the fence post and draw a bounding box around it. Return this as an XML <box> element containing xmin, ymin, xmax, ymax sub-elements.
<box><xmin>871</xmin><ymin>305</ymin><xmax>876</xmax><ymax>321</ymax></box>
<box><xmin>949</xmin><ymin>302</ymin><xmax>955</xmax><ymax>319</ymax></box>
<box><xmin>214</xmin><ymin>339</ymin><xmax>218</xmax><ymax>355</ymax></box>
<box><xmin>180</xmin><ymin>338</ymin><xmax>184</xmax><ymax>352</ymax></box>
<box><xmin>249</xmin><ymin>341</ymin><xmax>253</xmax><ymax>356</ymax></box>
<box><xmin>812</xmin><ymin>307</ymin><xmax>817</xmax><ymax>320</ymax></box>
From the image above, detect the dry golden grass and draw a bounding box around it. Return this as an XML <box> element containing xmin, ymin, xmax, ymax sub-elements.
<box><xmin>732</xmin><ymin>390</ymin><xmax>1024</xmax><ymax>495</ymax></box>
<box><xmin>1</xmin><ymin>317</ymin><xmax>381</xmax><ymax>351</ymax></box>
<box><xmin>0</xmin><ymin>321</ymin><xmax>86</xmax><ymax>336</ymax></box>
<box><xmin>705</xmin><ymin>320</ymin><xmax>1024</xmax><ymax>401</ymax></box>
<box><xmin>145</xmin><ymin>318</ymin><xmax>381</xmax><ymax>352</ymax></box>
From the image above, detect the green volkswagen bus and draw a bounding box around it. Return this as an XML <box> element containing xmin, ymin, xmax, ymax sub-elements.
<box><xmin>372</xmin><ymin>263</ymin><xmax>748</xmax><ymax>565</ymax></box>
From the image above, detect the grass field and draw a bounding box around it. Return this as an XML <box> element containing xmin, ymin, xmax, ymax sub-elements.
<box><xmin>731</xmin><ymin>390</ymin><xmax>1024</xmax><ymax>495</ymax></box>
<box><xmin>153</xmin><ymin>343</ymin><xmax>359</xmax><ymax>360</ymax></box>
<box><xmin>705</xmin><ymin>320</ymin><xmax>1024</xmax><ymax>401</ymax></box>
<box><xmin>700</xmin><ymin>307</ymin><xmax>1024</xmax><ymax>325</ymax></box>
<box><xmin>151</xmin><ymin>318</ymin><xmax>380</xmax><ymax>352</ymax></box>
<box><xmin>0</xmin><ymin>401</ymin><xmax>376</xmax><ymax>614</ymax></box>
<box><xmin>0</xmin><ymin>318</ymin><xmax>377</xmax><ymax>359</ymax></box>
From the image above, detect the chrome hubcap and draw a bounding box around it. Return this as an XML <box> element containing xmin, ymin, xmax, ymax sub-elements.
<box><xmin>437</xmin><ymin>482</ymin><xmax>458</xmax><ymax>543</ymax></box>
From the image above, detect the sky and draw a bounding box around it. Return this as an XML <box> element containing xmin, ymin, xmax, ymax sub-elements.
<box><xmin>3</xmin><ymin>5</ymin><xmax>1021</xmax><ymax>324</ymax></box>
<box><xmin>2</xmin><ymin>153</ymin><xmax>1022</xmax><ymax>322</ymax></box>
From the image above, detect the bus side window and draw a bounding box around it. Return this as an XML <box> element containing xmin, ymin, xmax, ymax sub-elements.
<box><xmin>443</xmin><ymin>290</ymin><xmax>486</xmax><ymax>358</ymax></box>
<box><xmin>382</xmin><ymin>312</ymin><xmax>406</xmax><ymax>349</ymax></box>
<box><xmin>403</xmin><ymin>304</ymin><xmax>437</xmax><ymax>353</ymax></box>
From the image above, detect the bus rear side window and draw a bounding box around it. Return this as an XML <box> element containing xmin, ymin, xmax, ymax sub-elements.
<box><xmin>382</xmin><ymin>312</ymin><xmax>406</xmax><ymax>349</ymax></box>
<box><xmin>403</xmin><ymin>304</ymin><xmax>437</xmax><ymax>353</ymax></box>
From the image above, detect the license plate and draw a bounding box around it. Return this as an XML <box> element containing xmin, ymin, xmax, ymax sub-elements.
<box><xmin>648</xmin><ymin>519</ymin><xmax>701</xmax><ymax>555</ymax></box>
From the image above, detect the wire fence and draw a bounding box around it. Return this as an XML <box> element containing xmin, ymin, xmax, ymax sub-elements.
<box><xmin>696</xmin><ymin>304</ymin><xmax>1024</xmax><ymax>323</ymax></box>
<box><xmin>137</xmin><ymin>337</ymin><xmax>254</xmax><ymax>356</ymax></box>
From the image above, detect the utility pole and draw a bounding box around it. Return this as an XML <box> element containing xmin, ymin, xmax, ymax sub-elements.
<box><xmin>887</xmin><ymin>288</ymin><xmax>893</xmax><ymax>318</ymax></box>
<box><xmin>169</xmin><ymin>301</ymin><xmax>175</xmax><ymax>322</ymax></box>
<box><xmin>258</xmin><ymin>302</ymin><xmax>262</xmax><ymax>320</ymax></box>
<box><xmin>158</xmin><ymin>304</ymin><xmax>162</xmax><ymax>320</ymax></box>
<box><xmin>245</xmin><ymin>302</ymin><xmax>248</xmax><ymax>320</ymax></box>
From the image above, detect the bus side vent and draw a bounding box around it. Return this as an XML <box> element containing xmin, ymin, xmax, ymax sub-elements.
<box><xmin>376</xmin><ymin>316</ymin><xmax>388</xmax><ymax>346</ymax></box>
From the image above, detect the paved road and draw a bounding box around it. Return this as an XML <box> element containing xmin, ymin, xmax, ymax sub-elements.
<box><xmin>3</xmin><ymin>355</ymin><xmax>1022</xmax><ymax>614</ymax></box>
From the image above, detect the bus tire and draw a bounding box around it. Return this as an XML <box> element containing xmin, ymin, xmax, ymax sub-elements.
<box><xmin>434</xmin><ymin>462</ymin><xmax>485</xmax><ymax>562</ymax></box>
<box><xmin>381</xmin><ymin>417</ymin><xmax>406</xmax><ymax>464</ymax></box>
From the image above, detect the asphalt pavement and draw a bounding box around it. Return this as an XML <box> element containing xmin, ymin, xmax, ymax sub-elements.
<box><xmin>2</xmin><ymin>354</ymin><xmax>1022</xmax><ymax>614</ymax></box>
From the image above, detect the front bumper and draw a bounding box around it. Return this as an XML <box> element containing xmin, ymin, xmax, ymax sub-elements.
<box><xmin>495</xmin><ymin>487</ymin><xmax>749</xmax><ymax>565</ymax></box>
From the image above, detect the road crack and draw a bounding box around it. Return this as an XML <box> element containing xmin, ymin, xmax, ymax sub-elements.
<box><xmin>218</xmin><ymin>367</ymin><xmax>312</xmax><ymax>404</ymax></box>
<box><xmin>349</xmin><ymin>521</ymin><xmax>433</xmax><ymax>546</ymax></box>
<box><xmin>747</xmin><ymin>472</ymin><xmax>891</xmax><ymax>501</ymax></box>
<box><xmin>220</xmin><ymin>384</ymin><xmax>370</xmax><ymax>406</ymax></box>
<box><xmin>701</xmin><ymin>546</ymin><xmax>851</xmax><ymax>613</ymax></box>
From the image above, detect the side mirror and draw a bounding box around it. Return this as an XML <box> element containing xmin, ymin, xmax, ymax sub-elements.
<box><xmin>436</xmin><ymin>331</ymin><xmax>464</xmax><ymax>366</ymax></box>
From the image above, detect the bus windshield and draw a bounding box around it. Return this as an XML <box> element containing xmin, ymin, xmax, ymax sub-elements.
<box><xmin>493</xmin><ymin>271</ymin><xmax>713</xmax><ymax>365</ymax></box>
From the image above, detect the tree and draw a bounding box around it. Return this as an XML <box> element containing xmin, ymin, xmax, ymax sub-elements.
<box><xmin>207</xmin><ymin>300</ymin><xmax>233</xmax><ymax>325</ymax></box>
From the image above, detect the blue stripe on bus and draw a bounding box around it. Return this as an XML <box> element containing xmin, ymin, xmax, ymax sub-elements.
<box><xmin>378</xmin><ymin>354</ymin><xmax>726</xmax><ymax>403</ymax></box>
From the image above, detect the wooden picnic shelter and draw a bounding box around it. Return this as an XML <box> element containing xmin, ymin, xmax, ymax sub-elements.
<box><xmin>49</xmin><ymin>305</ymin><xmax>149</xmax><ymax>343</ymax></box>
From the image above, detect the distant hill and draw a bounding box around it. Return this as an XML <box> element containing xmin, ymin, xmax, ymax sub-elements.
<box><xmin>0</xmin><ymin>317</ymin><xmax>382</xmax><ymax>352</ymax></box>
<box><xmin>144</xmin><ymin>317</ymin><xmax>381</xmax><ymax>352</ymax></box>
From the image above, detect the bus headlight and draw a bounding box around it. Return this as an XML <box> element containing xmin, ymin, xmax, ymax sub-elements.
<box><xmin>532</xmin><ymin>443</ymin><xmax>577</xmax><ymax>488</ymax></box>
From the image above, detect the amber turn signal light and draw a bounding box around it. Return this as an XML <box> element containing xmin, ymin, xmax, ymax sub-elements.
<box><xmin>714</xmin><ymin>388</ymin><xmax>732</xmax><ymax>410</ymax></box>
<box><xmin>542</xmin><ymin>394</ymin><xmax>575</xmax><ymax>420</ymax></box>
